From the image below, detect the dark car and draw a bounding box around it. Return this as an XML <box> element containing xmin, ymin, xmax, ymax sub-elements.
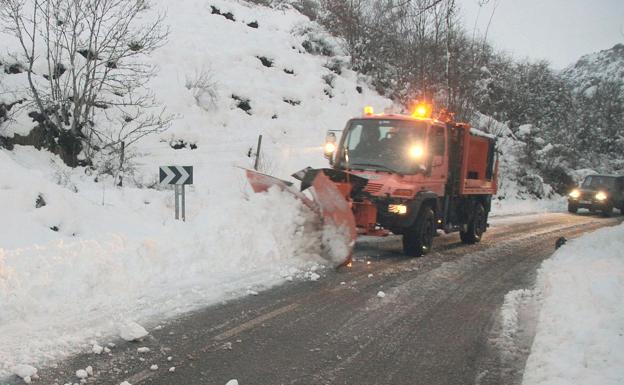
<box><xmin>568</xmin><ymin>174</ymin><xmax>624</xmax><ymax>216</ymax></box>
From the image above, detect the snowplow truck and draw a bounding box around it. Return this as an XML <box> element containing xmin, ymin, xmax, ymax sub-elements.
<box><xmin>246</xmin><ymin>105</ymin><xmax>498</xmax><ymax>266</ymax></box>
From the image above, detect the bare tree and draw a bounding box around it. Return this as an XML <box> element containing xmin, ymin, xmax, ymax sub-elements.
<box><xmin>0</xmin><ymin>0</ymin><xmax>172</xmax><ymax>166</ymax></box>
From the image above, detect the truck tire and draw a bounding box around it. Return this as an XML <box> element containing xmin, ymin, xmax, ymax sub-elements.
<box><xmin>460</xmin><ymin>203</ymin><xmax>486</xmax><ymax>244</ymax></box>
<box><xmin>601</xmin><ymin>205</ymin><xmax>613</xmax><ymax>217</ymax></box>
<box><xmin>567</xmin><ymin>202</ymin><xmax>578</xmax><ymax>213</ymax></box>
<box><xmin>402</xmin><ymin>207</ymin><xmax>435</xmax><ymax>257</ymax></box>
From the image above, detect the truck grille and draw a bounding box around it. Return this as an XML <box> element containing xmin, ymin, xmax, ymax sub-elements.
<box><xmin>365</xmin><ymin>182</ymin><xmax>383</xmax><ymax>194</ymax></box>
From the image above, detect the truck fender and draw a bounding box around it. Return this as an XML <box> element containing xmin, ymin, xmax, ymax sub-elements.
<box><xmin>403</xmin><ymin>191</ymin><xmax>439</xmax><ymax>228</ymax></box>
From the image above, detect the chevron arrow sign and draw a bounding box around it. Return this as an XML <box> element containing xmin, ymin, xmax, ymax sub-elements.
<box><xmin>159</xmin><ymin>166</ymin><xmax>193</xmax><ymax>185</ymax></box>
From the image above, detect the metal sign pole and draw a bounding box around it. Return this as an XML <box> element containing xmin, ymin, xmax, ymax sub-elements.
<box><xmin>160</xmin><ymin>166</ymin><xmax>193</xmax><ymax>221</ymax></box>
<box><xmin>254</xmin><ymin>134</ymin><xmax>263</xmax><ymax>170</ymax></box>
<box><xmin>181</xmin><ymin>184</ymin><xmax>186</xmax><ymax>222</ymax></box>
<box><xmin>174</xmin><ymin>185</ymin><xmax>180</xmax><ymax>220</ymax></box>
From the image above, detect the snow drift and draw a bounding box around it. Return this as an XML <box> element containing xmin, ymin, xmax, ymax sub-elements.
<box><xmin>522</xmin><ymin>223</ymin><xmax>624</xmax><ymax>385</ymax></box>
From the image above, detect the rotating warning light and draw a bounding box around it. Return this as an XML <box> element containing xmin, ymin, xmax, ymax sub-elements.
<box><xmin>364</xmin><ymin>106</ymin><xmax>374</xmax><ymax>116</ymax></box>
<box><xmin>411</xmin><ymin>103</ymin><xmax>432</xmax><ymax>119</ymax></box>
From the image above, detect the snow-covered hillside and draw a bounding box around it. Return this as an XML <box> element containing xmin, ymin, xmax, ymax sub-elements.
<box><xmin>562</xmin><ymin>43</ymin><xmax>624</xmax><ymax>94</ymax></box>
<box><xmin>0</xmin><ymin>0</ymin><xmax>390</xmax><ymax>378</ymax></box>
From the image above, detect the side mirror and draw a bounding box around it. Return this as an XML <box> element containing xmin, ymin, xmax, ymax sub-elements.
<box><xmin>324</xmin><ymin>131</ymin><xmax>337</xmax><ymax>165</ymax></box>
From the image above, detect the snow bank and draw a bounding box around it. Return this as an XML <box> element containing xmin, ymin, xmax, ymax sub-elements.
<box><xmin>522</xmin><ymin>223</ymin><xmax>624</xmax><ymax>385</ymax></box>
<box><xmin>0</xmin><ymin>147</ymin><xmax>327</xmax><ymax>377</ymax></box>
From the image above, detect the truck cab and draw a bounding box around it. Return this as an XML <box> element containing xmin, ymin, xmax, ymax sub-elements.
<box><xmin>325</xmin><ymin>107</ymin><xmax>498</xmax><ymax>257</ymax></box>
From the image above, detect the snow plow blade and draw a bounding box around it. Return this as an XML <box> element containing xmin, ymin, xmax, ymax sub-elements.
<box><xmin>245</xmin><ymin>169</ymin><xmax>315</xmax><ymax>210</ymax></box>
<box><xmin>309</xmin><ymin>172</ymin><xmax>357</xmax><ymax>267</ymax></box>
<box><xmin>245</xmin><ymin>168</ymin><xmax>356</xmax><ymax>267</ymax></box>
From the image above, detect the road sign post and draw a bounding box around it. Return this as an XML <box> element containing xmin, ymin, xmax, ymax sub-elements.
<box><xmin>160</xmin><ymin>166</ymin><xmax>193</xmax><ymax>221</ymax></box>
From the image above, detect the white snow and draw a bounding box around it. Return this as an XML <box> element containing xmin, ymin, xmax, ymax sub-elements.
<box><xmin>11</xmin><ymin>364</ymin><xmax>37</xmax><ymax>380</ymax></box>
<box><xmin>120</xmin><ymin>382</ymin><xmax>132</xmax><ymax>385</ymax></box>
<box><xmin>119</xmin><ymin>323</ymin><xmax>149</xmax><ymax>342</ymax></box>
<box><xmin>137</xmin><ymin>347</ymin><xmax>151</xmax><ymax>353</ymax></box>
<box><xmin>522</xmin><ymin>223</ymin><xmax>624</xmax><ymax>385</ymax></box>
<box><xmin>168</xmin><ymin>367</ymin><xmax>176</xmax><ymax>373</ymax></box>
<box><xmin>149</xmin><ymin>365</ymin><xmax>158</xmax><ymax>371</ymax></box>
<box><xmin>75</xmin><ymin>369</ymin><xmax>88</xmax><ymax>379</ymax></box>
<box><xmin>225</xmin><ymin>380</ymin><xmax>239</xmax><ymax>385</ymax></box>
<box><xmin>500</xmin><ymin>289</ymin><xmax>535</xmax><ymax>343</ymax></box>
<box><xmin>377</xmin><ymin>291</ymin><xmax>386</xmax><ymax>298</ymax></box>
<box><xmin>92</xmin><ymin>344</ymin><xmax>104</xmax><ymax>355</ymax></box>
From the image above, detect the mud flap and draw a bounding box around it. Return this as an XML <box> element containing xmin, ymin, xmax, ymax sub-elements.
<box><xmin>309</xmin><ymin>172</ymin><xmax>357</xmax><ymax>267</ymax></box>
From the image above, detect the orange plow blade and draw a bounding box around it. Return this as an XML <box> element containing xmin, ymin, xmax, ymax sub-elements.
<box><xmin>309</xmin><ymin>172</ymin><xmax>357</xmax><ymax>267</ymax></box>
<box><xmin>244</xmin><ymin>169</ymin><xmax>356</xmax><ymax>268</ymax></box>
<box><xmin>245</xmin><ymin>169</ymin><xmax>316</xmax><ymax>210</ymax></box>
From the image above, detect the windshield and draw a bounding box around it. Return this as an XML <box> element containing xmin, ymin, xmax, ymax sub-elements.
<box><xmin>339</xmin><ymin>119</ymin><xmax>428</xmax><ymax>174</ymax></box>
<box><xmin>582</xmin><ymin>175</ymin><xmax>615</xmax><ymax>190</ymax></box>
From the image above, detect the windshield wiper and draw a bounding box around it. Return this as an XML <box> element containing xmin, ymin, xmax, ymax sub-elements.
<box><xmin>349</xmin><ymin>162</ymin><xmax>400</xmax><ymax>174</ymax></box>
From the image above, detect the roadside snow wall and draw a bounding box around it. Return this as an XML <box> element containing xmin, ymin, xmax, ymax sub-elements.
<box><xmin>522</xmin><ymin>223</ymin><xmax>624</xmax><ymax>385</ymax></box>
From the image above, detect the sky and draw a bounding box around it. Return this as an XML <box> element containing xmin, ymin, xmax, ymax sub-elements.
<box><xmin>458</xmin><ymin>0</ymin><xmax>624</xmax><ymax>69</ymax></box>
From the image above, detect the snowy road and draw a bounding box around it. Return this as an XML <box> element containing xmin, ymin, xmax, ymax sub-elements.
<box><xmin>16</xmin><ymin>212</ymin><xmax>622</xmax><ymax>385</ymax></box>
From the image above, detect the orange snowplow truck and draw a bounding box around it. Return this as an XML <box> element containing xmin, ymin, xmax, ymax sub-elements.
<box><xmin>246</xmin><ymin>105</ymin><xmax>498</xmax><ymax>266</ymax></box>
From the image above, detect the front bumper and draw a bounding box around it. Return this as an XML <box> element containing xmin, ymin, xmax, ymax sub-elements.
<box><xmin>568</xmin><ymin>198</ymin><xmax>611</xmax><ymax>210</ymax></box>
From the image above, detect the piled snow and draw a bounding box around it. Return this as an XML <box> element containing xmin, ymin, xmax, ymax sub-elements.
<box><xmin>522</xmin><ymin>223</ymin><xmax>624</xmax><ymax>385</ymax></box>
<box><xmin>120</xmin><ymin>323</ymin><xmax>149</xmax><ymax>342</ymax></box>
<box><xmin>11</xmin><ymin>364</ymin><xmax>37</xmax><ymax>383</ymax></box>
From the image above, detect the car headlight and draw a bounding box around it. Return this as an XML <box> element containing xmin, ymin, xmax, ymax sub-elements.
<box><xmin>595</xmin><ymin>191</ymin><xmax>607</xmax><ymax>201</ymax></box>
<box><xmin>569</xmin><ymin>189</ymin><xmax>580</xmax><ymax>199</ymax></box>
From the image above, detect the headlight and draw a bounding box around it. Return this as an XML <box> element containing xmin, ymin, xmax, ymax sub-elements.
<box><xmin>569</xmin><ymin>189</ymin><xmax>580</xmax><ymax>199</ymax></box>
<box><xmin>595</xmin><ymin>191</ymin><xmax>607</xmax><ymax>201</ymax></box>
<box><xmin>388</xmin><ymin>204</ymin><xmax>407</xmax><ymax>215</ymax></box>
<box><xmin>324</xmin><ymin>142</ymin><xmax>336</xmax><ymax>154</ymax></box>
<box><xmin>408</xmin><ymin>145</ymin><xmax>424</xmax><ymax>159</ymax></box>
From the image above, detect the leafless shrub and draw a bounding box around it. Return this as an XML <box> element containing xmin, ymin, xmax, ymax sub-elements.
<box><xmin>185</xmin><ymin>68</ymin><xmax>218</xmax><ymax>111</ymax></box>
<box><xmin>0</xmin><ymin>0</ymin><xmax>173</xmax><ymax>167</ymax></box>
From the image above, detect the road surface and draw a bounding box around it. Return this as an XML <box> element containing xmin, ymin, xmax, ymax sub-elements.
<box><xmin>14</xmin><ymin>212</ymin><xmax>622</xmax><ymax>385</ymax></box>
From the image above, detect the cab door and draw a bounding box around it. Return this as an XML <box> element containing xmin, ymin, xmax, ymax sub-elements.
<box><xmin>425</xmin><ymin>124</ymin><xmax>448</xmax><ymax>196</ymax></box>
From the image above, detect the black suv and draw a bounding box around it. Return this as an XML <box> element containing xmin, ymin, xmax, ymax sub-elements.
<box><xmin>568</xmin><ymin>174</ymin><xmax>624</xmax><ymax>216</ymax></box>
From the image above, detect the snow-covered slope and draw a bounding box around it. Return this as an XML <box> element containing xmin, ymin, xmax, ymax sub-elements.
<box><xmin>561</xmin><ymin>43</ymin><xmax>624</xmax><ymax>94</ymax></box>
<box><xmin>0</xmin><ymin>0</ymin><xmax>390</xmax><ymax>378</ymax></box>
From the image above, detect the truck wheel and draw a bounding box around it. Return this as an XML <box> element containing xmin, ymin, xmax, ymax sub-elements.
<box><xmin>601</xmin><ymin>205</ymin><xmax>613</xmax><ymax>217</ymax></box>
<box><xmin>460</xmin><ymin>203</ymin><xmax>486</xmax><ymax>244</ymax></box>
<box><xmin>402</xmin><ymin>207</ymin><xmax>435</xmax><ymax>257</ymax></box>
<box><xmin>567</xmin><ymin>203</ymin><xmax>578</xmax><ymax>213</ymax></box>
